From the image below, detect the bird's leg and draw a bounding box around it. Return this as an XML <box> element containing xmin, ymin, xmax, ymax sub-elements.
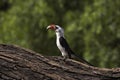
<box><xmin>62</xmin><ymin>56</ymin><xmax>67</xmax><ymax>61</ymax></box>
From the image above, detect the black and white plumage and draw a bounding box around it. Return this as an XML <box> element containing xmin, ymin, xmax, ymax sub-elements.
<box><xmin>47</xmin><ymin>24</ymin><xmax>71</xmax><ymax>59</ymax></box>
<box><xmin>47</xmin><ymin>24</ymin><xmax>92</xmax><ymax>65</ymax></box>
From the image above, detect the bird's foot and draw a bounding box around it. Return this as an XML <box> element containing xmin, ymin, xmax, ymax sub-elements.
<box><xmin>62</xmin><ymin>56</ymin><xmax>68</xmax><ymax>62</ymax></box>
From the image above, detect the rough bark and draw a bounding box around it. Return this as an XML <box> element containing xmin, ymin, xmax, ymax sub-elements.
<box><xmin>0</xmin><ymin>44</ymin><xmax>120</xmax><ymax>80</ymax></box>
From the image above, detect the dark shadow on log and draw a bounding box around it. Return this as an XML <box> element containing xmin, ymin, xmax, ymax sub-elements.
<box><xmin>0</xmin><ymin>44</ymin><xmax>120</xmax><ymax>80</ymax></box>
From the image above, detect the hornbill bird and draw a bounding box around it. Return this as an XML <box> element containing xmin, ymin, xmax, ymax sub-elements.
<box><xmin>47</xmin><ymin>24</ymin><xmax>92</xmax><ymax>65</ymax></box>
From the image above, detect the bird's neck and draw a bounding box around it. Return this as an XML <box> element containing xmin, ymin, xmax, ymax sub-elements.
<box><xmin>56</xmin><ymin>32</ymin><xmax>64</xmax><ymax>38</ymax></box>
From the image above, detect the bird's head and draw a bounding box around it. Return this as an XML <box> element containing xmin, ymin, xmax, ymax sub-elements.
<box><xmin>47</xmin><ymin>24</ymin><xmax>64</xmax><ymax>33</ymax></box>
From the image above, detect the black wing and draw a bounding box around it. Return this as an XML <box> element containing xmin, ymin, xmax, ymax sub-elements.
<box><xmin>59</xmin><ymin>37</ymin><xmax>93</xmax><ymax>65</ymax></box>
<box><xmin>59</xmin><ymin>37</ymin><xmax>73</xmax><ymax>53</ymax></box>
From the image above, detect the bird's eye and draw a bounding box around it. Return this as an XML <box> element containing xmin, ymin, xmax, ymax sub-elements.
<box><xmin>55</xmin><ymin>26</ymin><xmax>58</xmax><ymax>29</ymax></box>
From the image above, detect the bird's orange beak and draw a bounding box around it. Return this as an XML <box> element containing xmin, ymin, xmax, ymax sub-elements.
<box><xmin>47</xmin><ymin>25</ymin><xmax>56</xmax><ymax>30</ymax></box>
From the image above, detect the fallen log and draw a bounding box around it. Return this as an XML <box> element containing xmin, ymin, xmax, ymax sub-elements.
<box><xmin>0</xmin><ymin>44</ymin><xmax>120</xmax><ymax>80</ymax></box>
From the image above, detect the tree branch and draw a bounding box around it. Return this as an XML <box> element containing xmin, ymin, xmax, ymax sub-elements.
<box><xmin>0</xmin><ymin>44</ymin><xmax>120</xmax><ymax>80</ymax></box>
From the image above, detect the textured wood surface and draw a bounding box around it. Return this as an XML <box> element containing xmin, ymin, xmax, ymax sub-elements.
<box><xmin>0</xmin><ymin>44</ymin><xmax>120</xmax><ymax>80</ymax></box>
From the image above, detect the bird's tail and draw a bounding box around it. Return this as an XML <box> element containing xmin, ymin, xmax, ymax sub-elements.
<box><xmin>70</xmin><ymin>52</ymin><xmax>93</xmax><ymax>66</ymax></box>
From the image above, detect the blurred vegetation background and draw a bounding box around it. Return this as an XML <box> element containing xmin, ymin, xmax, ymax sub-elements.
<box><xmin>0</xmin><ymin>0</ymin><xmax>120</xmax><ymax>68</ymax></box>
